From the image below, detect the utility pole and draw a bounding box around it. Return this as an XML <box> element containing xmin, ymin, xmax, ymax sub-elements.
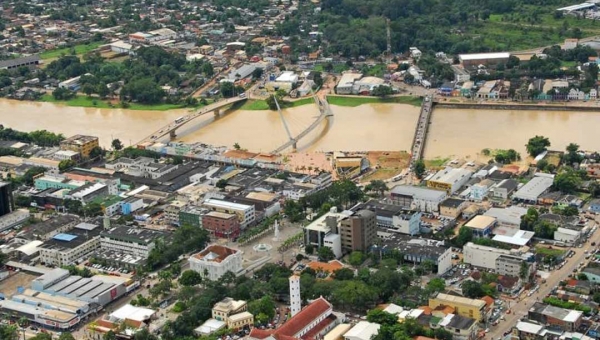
<box><xmin>386</xmin><ymin>17</ymin><xmax>392</xmax><ymax>63</ymax></box>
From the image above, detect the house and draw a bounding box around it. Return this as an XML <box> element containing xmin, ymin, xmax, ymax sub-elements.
<box><xmin>528</xmin><ymin>302</ymin><xmax>582</xmax><ymax>332</ymax></box>
<box><xmin>554</xmin><ymin>227</ymin><xmax>580</xmax><ymax>245</ymax></box>
<box><xmin>437</xmin><ymin>314</ymin><xmax>478</xmax><ymax>340</ymax></box>
<box><xmin>439</xmin><ymin>198</ymin><xmax>467</xmax><ymax>219</ymax></box>
<box><xmin>463</xmin><ymin>215</ymin><xmax>496</xmax><ymax>237</ymax></box>
<box><xmin>409</xmin><ymin>47</ymin><xmax>422</xmax><ymax>58</ymax></box>
<box><xmin>429</xmin><ymin>293</ymin><xmax>487</xmax><ymax>321</ymax></box>
<box><xmin>582</xmin><ymin>266</ymin><xmax>600</xmax><ymax>283</ymax></box>
<box><xmin>492</xmin><ymin>179</ymin><xmax>518</xmax><ymax>200</ymax></box>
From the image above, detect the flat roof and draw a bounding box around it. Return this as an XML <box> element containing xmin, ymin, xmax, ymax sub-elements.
<box><xmin>390</xmin><ymin>185</ymin><xmax>447</xmax><ymax>201</ymax></box>
<box><xmin>557</xmin><ymin>3</ymin><xmax>595</xmax><ymax>11</ymax></box>
<box><xmin>433</xmin><ymin>293</ymin><xmax>486</xmax><ymax>309</ymax></box>
<box><xmin>459</xmin><ymin>52</ymin><xmax>510</xmax><ymax>61</ymax></box>
<box><xmin>204</xmin><ymin>198</ymin><xmax>252</xmax><ymax>211</ymax></box>
<box><xmin>464</xmin><ymin>215</ymin><xmax>496</xmax><ymax>230</ymax></box>
<box><xmin>429</xmin><ymin>167</ymin><xmax>472</xmax><ymax>185</ymax></box>
<box><xmin>492</xmin><ymin>230</ymin><xmax>535</xmax><ymax>246</ymax></box>
<box><xmin>484</xmin><ymin>206</ymin><xmax>527</xmax><ymax>225</ymax></box>
<box><xmin>111</xmin><ymin>304</ymin><xmax>156</xmax><ymax>322</ymax></box>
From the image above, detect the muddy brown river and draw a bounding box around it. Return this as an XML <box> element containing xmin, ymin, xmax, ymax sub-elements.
<box><xmin>1</xmin><ymin>99</ymin><xmax>597</xmax><ymax>158</ymax></box>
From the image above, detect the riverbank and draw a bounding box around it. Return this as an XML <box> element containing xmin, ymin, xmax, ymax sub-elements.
<box><xmin>434</xmin><ymin>101</ymin><xmax>600</xmax><ymax>112</ymax></box>
<box><xmin>239</xmin><ymin>97</ymin><xmax>315</xmax><ymax>111</ymax></box>
<box><xmin>39</xmin><ymin>94</ymin><xmax>200</xmax><ymax>111</ymax></box>
<box><xmin>327</xmin><ymin>95</ymin><xmax>423</xmax><ymax>107</ymax></box>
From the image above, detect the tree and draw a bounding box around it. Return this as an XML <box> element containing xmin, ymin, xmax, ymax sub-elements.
<box><xmin>554</xmin><ymin>168</ymin><xmax>582</xmax><ymax>193</ymax></box>
<box><xmin>521</xmin><ymin>207</ymin><xmax>539</xmax><ymax>231</ymax></box>
<box><xmin>371</xmin><ymin>85</ymin><xmax>393</xmax><ymax>97</ymax></box>
<box><xmin>248</xmin><ymin>296</ymin><xmax>276</xmax><ymax>321</ymax></box>
<box><xmin>15</xmin><ymin>195</ymin><xmax>32</xmax><ymax>208</ymax></box>
<box><xmin>220</xmin><ymin>81</ymin><xmax>236</xmax><ymax>98</ymax></box>
<box><xmin>233</xmin><ymin>142</ymin><xmax>241</xmax><ymax>150</ymax></box>
<box><xmin>462</xmin><ymin>280</ymin><xmax>486</xmax><ymax>298</ymax></box>
<box><xmin>537</xmin><ymin>159</ymin><xmax>549</xmax><ymax>172</ymax></box>
<box><xmin>58</xmin><ymin>159</ymin><xmax>76</xmax><ymax>171</ymax></box>
<box><xmin>58</xmin><ymin>333</ymin><xmax>76</xmax><ymax>340</ymax></box>
<box><xmin>520</xmin><ymin>261</ymin><xmax>530</xmax><ymax>280</ymax></box>
<box><xmin>427</xmin><ymin>277</ymin><xmax>445</xmax><ymax>293</ymax></box>
<box><xmin>333</xmin><ymin>268</ymin><xmax>355</xmax><ymax>280</ymax></box>
<box><xmin>318</xmin><ymin>246</ymin><xmax>335</xmax><ymax>261</ymax></box>
<box><xmin>89</xmin><ymin>146</ymin><xmax>104</xmax><ymax>159</ymax></box>
<box><xmin>456</xmin><ymin>226</ymin><xmax>473</xmax><ymax>247</ymax></box>
<box><xmin>414</xmin><ymin>160</ymin><xmax>426</xmax><ymax>179</ymax></box>
<box><xmin>103</xmin><ymin>331</ymin><xmax>117</xmax><ymax>340</ymax></box>
<box><xmin>526</xmin><ymin>135</ymin><xmax>551</xmax><ymax>157</ymax></box>
<box><xmin>252</xmin><ymin>68</ymin><xmax>264</xmax><ymax>79</ymax></box>
<box><xmin>30</xmin><ymin>334</ymin><xmax>53</xmax><ymax>340</ymax></box>
<box><xmin>179</xmin><ymin>270</ymin><xmax>202</xmax><ymax>286</ymax></box>
<box><xmin>577</xmin><ymin>273</ymin><xmax>589</xmax><ymax>280</ymax></box>
<box><xmin>111</xmin><ymin>138</ymin><xmax>123</xmax><ymax>151</ymax></box>
<box><xmin>82</xmin><ymin>83</ymin><xmax>95</xmax><ymax>97</ymax></box>
<box><xmin>305</xmin><ymin>244</ymin><xmax>314</xmax><ymax>254</ymax></box>
<box><xmin>564</xmin><ymin>143</ymin><xmax>583</xmax><ymax>165</ymax></box>
<box><xmin>216</xmin><ymin>179</ymin><xmax>228</xmax><ymax>189</ymax></box>
<box><xmin>348</xmin><ymin>251</ymin><xmax>366</xmax><ymax>266</ymax></box>
<box><xmin>366</xmin><ymin>309</ymin><xmax>398</xmax><ymax>326</ymax></box>
<box><xmin>366</xmin><ymin>180</ymin><xmax>387</xmax><ymax>197</ymax></box>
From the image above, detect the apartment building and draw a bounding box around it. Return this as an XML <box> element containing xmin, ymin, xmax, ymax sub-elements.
<box><xmin>202</xmin><ymin>211</ymin><xmax>241</xmax><ymax>240</ymax></box>
<box><xmin>99</xmin><ymin>226</ymin><xmax>167</xmax><ymax>259</ymax></box>
<box><xmin>60</xmin><ymin>135</ymin><xmax>99</xmax><ymax>158</ymax></box>
<box><xmin>38</xmin><ymin>222</ymin><xmax>101</xmax><ymax>267</ymax></box>
<box><xmin>429</xmin><ymin>293</ymin><xmax>487</xmax><ymax>321</ymax></box>
<box><xmin>203</xmin><ymin>198</ymin><xmax>255</xmax><ymax>229</ymax></box>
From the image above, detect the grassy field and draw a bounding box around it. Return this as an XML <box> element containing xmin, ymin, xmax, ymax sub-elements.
<box><xmin>239</xmin><ymin>100</ymin><xmax>270</xmax><ymax>110</ymax></box>
<box><xmin>40</xmin><ymin>94</ymin><xmax>190</xmax><ymax>111</ymax></box>
<box><xmin>425</xmin><ymin>157</ymin><xmax>449</xmax><ymax>168</ymax></box>
<box><xmin>240</xmin><ymin>97</ymin><xmax>315</xmax><ymax>111</ymax></box>
<box><xmin>327</xmin><ymin>95</ymin><xmax>422</xmax><ymax>107</ymax></box>
<box><xmin>40</xmin><ymin>42</ymin><xmax>105</xmax><ymax>60</ymax></box>
<box><xmin>535</xmin><ymin>246</ymin><xmax>566</xmax><ymax>258</ymax></box>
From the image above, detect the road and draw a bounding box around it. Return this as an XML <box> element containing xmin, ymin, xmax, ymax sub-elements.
<box><xmin>487</xmin><ymin>217</ymin><xmax>600</xmax><ymax>340</ymax></box>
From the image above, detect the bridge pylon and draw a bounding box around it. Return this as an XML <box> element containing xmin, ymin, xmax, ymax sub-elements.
<box><xmin>169</xmin><ymin>130</ymin><xmax>177</xmax><ymax>139</ymax></box>
<box><xmin>213</xmin><ymin>109</ymin><xmax>220</xmax><ymax>117</ymax></box>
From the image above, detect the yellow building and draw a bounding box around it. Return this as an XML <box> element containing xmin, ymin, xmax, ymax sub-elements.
<box><xmin>211</xmin><ymin>298</ymin><xmax>253</xmax><ymax>330</ymax></box>
<box><xmin>60</xmin><ymin>135</ymin><xmax>99</xmax><ymax>158</ymax></box>
<box><xmin>429</xmin><ymin>293</ymin><xmax>486</xmax><ymax>321</ymax></box>
<box><xmin>227</xmin><ymin>311</ymin><xmax>254</xmax><ymax>330</ymax></box>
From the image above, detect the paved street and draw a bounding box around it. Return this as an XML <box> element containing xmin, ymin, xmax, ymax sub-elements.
<box><xmin>487</xmin><ymin>216</ymin><xmax>600</xmax><ymax>340</ymax></box>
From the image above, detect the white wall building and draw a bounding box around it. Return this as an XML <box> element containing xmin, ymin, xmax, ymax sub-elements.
<box><xmin>344</xmin><ymin>321</ymin><xmax>380</xmax><ymax>340</ymax></box>
<box><xmin>391</xmin><ymin>211</ymin><xmax>421</xmax><ymax>235</ymax></box>
<box><xmin>203</xmin><ymin>198</ymin><xmax>255</xmax><ymax>229</ymax></box>
<box><xmin>463</xmin><ymin>242</ymin><xmax>512</xmax><ymax>270</ymax></box>
<box><xmin>99</xmin><ymin>226</ymin><xmax>166</xmax><ymax>260</ymax></box>
<box><xmin>38</xmin><ymin>223</ymin><xmax>102</xmax><ymax>267</ymax></box>
<box><xmin>390</xmin><ymin>185</ymin><xmax>447</xmax><ymax>212</ymax></box>
<box><xmin>554</xmin><ymin>227</ymin><xmax>580</xmax><ymax>245</ymax></box>
<box><xmin>189</xmin><ymin>245</ymin><xmax>243</xmax><ymax>281</ymax></box>
<box><xmin>289</xmin><ymin>275</ymin><xmax>301</xmax><ymax>317</ymax></box>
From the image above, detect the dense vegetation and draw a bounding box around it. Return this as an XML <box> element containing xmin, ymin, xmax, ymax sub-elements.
<box><xmin>44</xmin><ymin>47</ymin><xmax>213</xmax><ymax>105</ymax></box>
<box><xmin>0</xmin><ymin>126</ymin><xmax>64</xmax><ymax>146</ymax></box>
<box><xmin>287</xmin><ymin>0</ymin><xmax>589</xmax><ymax>57</ymax></box>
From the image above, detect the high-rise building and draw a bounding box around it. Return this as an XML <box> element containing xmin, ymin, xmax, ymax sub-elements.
<box><xmin>0</xmin><ymin>181</ymin><xmax>14</xmax><ymax>217</ymax></box>
<box><xmin>338</xmin><ymin>209</ymin><xmax>377</xmax><ymax>252</ymax></box>
<box><xmin>289</xmin><ymin>274</ymin><xmax>301</xmax><ymax>317</ymax></box>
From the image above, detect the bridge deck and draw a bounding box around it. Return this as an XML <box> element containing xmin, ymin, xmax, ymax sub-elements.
<box><xmin>137</xmin><ymin>96</ymin><xmax>247</xmax><ymax>145</ymax></box>
<box><xmin>409</xmin><ymin>95</ymin><xmax>433</xmax><ymax>167</ymax></box>
<box><xmin>270</xmin><ymin>95</ymin><xmax>333</xmax><ymax>154</ymax></box>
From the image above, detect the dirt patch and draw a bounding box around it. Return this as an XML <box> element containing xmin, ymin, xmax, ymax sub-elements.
<box><xmin>361</xmin><ymin>151</ymin><xmax>410</xmax><ymax>182</ymax></box>
<box><xmin>0</xmin><ymin>271</ymin><xmax>38</xmax><ymax>295</ymax></box>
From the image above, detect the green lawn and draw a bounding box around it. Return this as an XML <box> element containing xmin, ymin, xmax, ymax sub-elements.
<box><xmin>40</xmin><ymin>94</ymin><xmax>192</xmax><ymax>111</ymax></box>
<box><xmin>327</xmin><ymin>95</ymin><xmax>422</xmax><ymax>107</ymax></box>
<box><xmin>535</xmin><ymin>246</ymin><xmax>566</xmax><ymax>258</ymax></box>
<box><xmin>239</xmin><ymin>100</ymin><xmax>270</xmax><ymax>110</ymax></box>
<box><xmin>40</xmin><ymin>41</ymin><xmax>105</xmax><ymax>60</ymax></box>
<box><xmin>288</xmin><ymin>97</ymin><xmax>315</xmax><ymax>107</ymax></box>
<box><xmin>425</xmin><ymin>157</ymin><xmax>449</xmax><ymax>168</ymax></box>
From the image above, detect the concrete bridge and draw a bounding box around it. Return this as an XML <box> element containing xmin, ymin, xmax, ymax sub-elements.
<box><xmin>137</xmin><ymin>95</ymin><xmax>248</xmax><ymax>145</ymax></box>
<box><xmin>409</xmin><ymin>95</ymin><xmax>433</xmax><ymax>168</ymax></box>
<box><xmin>270</xmin><ymin>94</ymin><xmax>334</xmax><ymax>154</ymax></box>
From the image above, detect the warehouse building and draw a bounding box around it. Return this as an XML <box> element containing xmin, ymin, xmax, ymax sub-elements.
<box><xmin>459</xmin><ymin>52</ymin><xmax>510</xmax><ymax>68</ymax></box>
<box><xmin>390</xmin><ymin>185</ymin><xmax>447</xmax><ymax>212</ymax></box>
<box><xmin>427</xmin><ymin>167</ymin><xmax>473</xmax><ymax>194</ymax></box>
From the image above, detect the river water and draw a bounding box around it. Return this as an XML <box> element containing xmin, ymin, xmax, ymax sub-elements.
<box><xmin>424</xmin><ymin>108</ymin><xmax>600</xmax><ymax>160</ymax></box>
<box><xmin>1</xmin><ymin>99</ymin><xmax>598</xmax><ymax>158</ymax></box>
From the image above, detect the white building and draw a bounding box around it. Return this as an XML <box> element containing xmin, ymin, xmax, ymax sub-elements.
<box><xmin>484</xmin><ymin>206</ymin><xmax>528</xmax><ymax>226</ymax></box>
<box><xmin>38</xmin><ymin>223</ymin><xmax>102</xmax><ymax>267</ymax></box>
<box><xmin>276</xmin><ymin>71</ymin><xmax>299</xmax><ymax>84</ymax></box>
<box><xmin>513</xmin><ymin>173</ymin><xmax>554</xmax><ymax>202</ymax></box>
<box><xmin>390</xmin><ymin>185</ymin><xmax>447</xmax><ymax>212</ymax></box>
<box><xmin>344</xmin><ymin>321</ymin><xmax>380</xmax><ymax>340</ymax></box>
<box><xmin>99</xmin><ymin>226</ymin><xmax>166</xmax><ymax>260</ymax></box>
<box><xmin>427</xmin><ymin>167</ymin><xmax>473</xmax><ymax>194</ymax></box>
<box><xmin>289</xmin><ymin>275</ymin><xmax>301</xmax><ymax>317</ymax></box>
<box><xmin>189</xmin><ymin>244</ymin><xmax>243</xmax><ymax>281</ymax></box>
<box><xmin>463</xmin><ymin>242</ymin><xmax>513</xmax><ymax>270</ymax></box>
<box><xmin>336</xmin><ymin>73</ymin><xmax>363</xmax><ymax>95</ymax></box>
<box><xmin>391</xmin><ymin>211</ymin><xmax>421</xmax><ymax>235</ymax></box>
<box><xmin>203</xmin><ymin>198</ymin><xmax>255</xmax><ymax>229</ymax></box>
<box><xmin>554</xmin><ymin>227</ymin><xmax>581</xmax><ymax>245</ymax></box>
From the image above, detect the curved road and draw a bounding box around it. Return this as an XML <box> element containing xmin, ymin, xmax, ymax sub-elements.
<box><xmin>488</xmin><ymin>216</ymin><xmax>600</xmax><ymax>340</ymax></box>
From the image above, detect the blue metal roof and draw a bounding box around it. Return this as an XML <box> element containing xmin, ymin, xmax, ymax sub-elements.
<box><xmin>53</xmin><ymin>233</ymin><xmax>78</xmax><ymax>242</ymax></box>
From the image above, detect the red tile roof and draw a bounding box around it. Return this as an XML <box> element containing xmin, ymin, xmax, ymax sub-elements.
<box><xmin>251</xmin><ymin>298</ymin><xmax>332</xmax><ymax>340</ymax></box>
<box><xmin>301</xmin><ymin>314</ymin><xmax>337</xmax><ymax>340</ymax></box>
<box><xmin>276</xmin><ymin>297</ymin><xmax>332</xmax><ymax>337</ymax></box>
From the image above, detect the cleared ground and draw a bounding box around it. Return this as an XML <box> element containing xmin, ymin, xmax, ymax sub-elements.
<box><xmin>0</xmin><ymin>271</ymin><xmax>38</xmax><ymax>295</ymax></box>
